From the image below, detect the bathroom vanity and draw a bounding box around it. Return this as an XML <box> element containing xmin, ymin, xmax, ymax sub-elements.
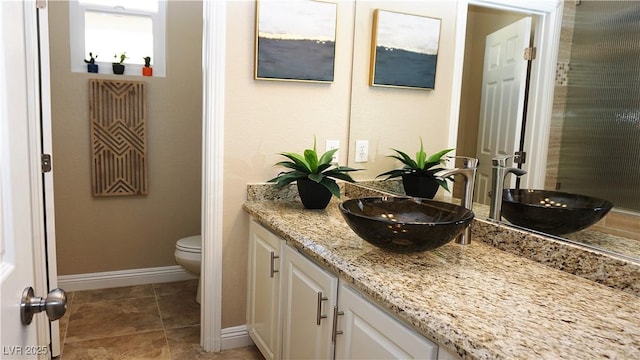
<box><xmin>247</xmin><ymin>219</ymin><xmax>457</xmax><ymax>360</ymax></box>
<box><xmin>244</xmin><ymin>184</ymin><xmax>640</xmax><ymax>360</ymax></box>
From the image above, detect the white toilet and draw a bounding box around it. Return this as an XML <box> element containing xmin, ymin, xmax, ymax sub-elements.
<box><xmin>174</xmin><ymin>235</ymin><xmax>202</xmax><ymax>303</ymax></box>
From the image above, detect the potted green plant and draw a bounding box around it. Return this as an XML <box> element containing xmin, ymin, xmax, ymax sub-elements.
<box><xmin>142</xmin><ymin>56</ymin><xmax>152</xmax><ymax>76</ymax></box>
<box><xmin>112</xmin><ymin>53</ymin><xmax>127</xmax><ymax>75</ymax></box>
<box><xmin>268</xmin><ymin>137</ymin><xmax>360</xmax><ymax>209</ymax></box>
<box><xmin>377</xmin><ymin>138</ymin><xmax>454</xmax><ymax>199</ymax></box>
<box><xmin>84</xmin><ymin>52</ymin><xmax>98</xmax><ymax>73</ymax></box>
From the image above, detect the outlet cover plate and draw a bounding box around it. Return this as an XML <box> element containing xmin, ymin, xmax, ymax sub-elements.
<box><xmin>355</xmin><ymin>140</ymin><xmax>368</xmax><ymax>163</ymax></box>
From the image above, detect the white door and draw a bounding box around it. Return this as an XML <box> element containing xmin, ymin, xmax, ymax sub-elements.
<box><xmin>282</xmin><ymin>245</ymin><xmax>337</xmax><ymax>360</ymax></box>
<box><xmin>1</xmin><ymin>1</ymin><xmax>59</xmax><ymax>358</ymax></box>
<box><xmin>475</xmin><ymin>17</ymin><xmax>532</xmax><ymax>204</ymax></box>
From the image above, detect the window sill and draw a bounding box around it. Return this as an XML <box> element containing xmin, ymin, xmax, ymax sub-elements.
<box><xmin>73</xmin><ymin>62</ymin><xmax>165</xmax><ymax>78</ymax></box>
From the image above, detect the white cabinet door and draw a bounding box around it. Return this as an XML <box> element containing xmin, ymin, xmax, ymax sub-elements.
<box><xmin>247</xmin><ymin>220</ymin><xmax>283</xmax><ymax>360</ymax></box>
<box><xmin>437</xmin><ymin>346</ymin><xmax>462</xmax><ymax>360</ymax></box>
<box><xmin>335</xmin><ymin>283</ymin><xmax>439</xmax><ymax>359</ymax></box>
<box><xmin>248</xmin><ymin>221</ymin><xmax>460</xmax><ymax>360</ymax></box>
<box><xmin>282</xmin><ymin>245</ymin><xmax>338</xmax><ymax>360</ymax></box>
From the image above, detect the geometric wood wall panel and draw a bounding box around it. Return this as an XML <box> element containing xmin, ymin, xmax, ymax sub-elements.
<box><xmin>89</xmin><ymin>79</ymin><xmax>148</xmax><ymax>196</ymax></box>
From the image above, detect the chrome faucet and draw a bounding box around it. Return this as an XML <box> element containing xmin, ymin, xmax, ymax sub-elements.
<box><xmin>435</xmin><ymin>156</ymin><xmax>478</xmax><ymax>245</ymax></box>
<box><xmin>489</xmin><ymin>156</ymin><xmax>527</xmax><ymax>221</ymax></box>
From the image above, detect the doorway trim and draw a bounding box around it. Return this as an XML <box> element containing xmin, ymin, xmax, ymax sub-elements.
<box><xmin>450</xmin><ymin>0</ymin><xmax>563</xmax><ymax>188</ymax></box>
<box><xmin>201</xmin><ymin>0</ymin><xmax>226</xmax><ymax>352</ymax></box>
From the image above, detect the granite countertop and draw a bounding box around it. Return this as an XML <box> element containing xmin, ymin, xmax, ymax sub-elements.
<box><xmin>243</xmin><ymin>199</ymin><xmax>640</xmax><ymax>360</ymax></box>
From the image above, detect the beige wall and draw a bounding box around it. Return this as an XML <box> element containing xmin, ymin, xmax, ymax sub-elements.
<box><xmin>49</xmin><ymin>1</ymin><xmax>203</xmax><ymax>275</ymax></box>
<box><xmin>222</xmin><ymin>1</ymin><xmax>461</xmax><ymax>327</ymax></box>
<box><xmin>222</xmin><ymin>0</ymin><xmax>355</xmax><ymax>328</ymax></box>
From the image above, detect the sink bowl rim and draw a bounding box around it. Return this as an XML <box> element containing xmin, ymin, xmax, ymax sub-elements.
<box><xmin>502</xmin><ymin>189</ymin><xmax>614</xmax><ymax>211</ymax></box>
<box><xmin>339</xmin><ymin>196</ymin><xmax>475</xmax><ymax>226</ymax></box>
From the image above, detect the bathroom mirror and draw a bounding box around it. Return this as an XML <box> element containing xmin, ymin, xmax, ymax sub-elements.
<box><xmin>345</xmin><ymin>1</ymin><xmax>640</xmax><ymax>262</ymax></box>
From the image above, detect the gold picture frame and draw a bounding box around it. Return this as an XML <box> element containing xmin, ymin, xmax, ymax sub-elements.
<box><xmin>370</xmin><ymin>9</ymin><xmax>442</xmax><ymax>90</ymax></box>
<box><xmin>255</xmin><ymin>0</ymin><xmax>338</xmax><ymax>83</ymax></box>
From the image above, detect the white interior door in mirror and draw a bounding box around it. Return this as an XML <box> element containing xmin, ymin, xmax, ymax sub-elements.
<box><xmin>475</xmin><ymin>17</ymin><xmax>532</xmax><ymax>204</ymax></box>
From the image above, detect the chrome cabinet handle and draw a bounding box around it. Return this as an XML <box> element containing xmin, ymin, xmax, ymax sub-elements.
<box><xmin>270</xmin><ymin>251</ymin><xmax>279</xmax><ymax>278</ymax></box>
<box><xmin>316</xmin><ymin>291</ymin><xmax>328</xmax><ymax>325</ymax></box>
<box><xmin>331</xmin><ymin>305</ymin><xmax>344</xmax><ymax>342</ymax></box>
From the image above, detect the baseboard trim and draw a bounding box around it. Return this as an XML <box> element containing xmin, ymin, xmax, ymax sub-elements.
<box><xmin>221</xmin><ymin>325</ymin><xmax>253</xmax><ymax>350</ymax></box>
<box><xmin>57</xmin><ymin>265</ymin><xmax>197</xmax><ymax>292</ymax></box>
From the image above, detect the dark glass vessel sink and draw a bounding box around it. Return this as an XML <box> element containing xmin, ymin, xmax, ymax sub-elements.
<box><xmin>501</xmin><ymin>189</ymin><xmax>613</xmax><ymax>235</ymax></box>
<box><xmin>339</xmin><ymin>197</ymin><xmax>474</xmax><ymax>253</ymax></box>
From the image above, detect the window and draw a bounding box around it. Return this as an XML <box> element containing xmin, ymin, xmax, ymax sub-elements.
<box><xmin>69</xmin><ymin>0</ymin><xmax>166</xmax><ymax>76</ymax></box>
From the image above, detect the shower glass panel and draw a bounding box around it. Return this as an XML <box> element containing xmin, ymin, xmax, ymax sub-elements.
<box><xmin>557</xmin><ymin>1</ymin><xmax>640</xmax><ymax>212</ymax></box>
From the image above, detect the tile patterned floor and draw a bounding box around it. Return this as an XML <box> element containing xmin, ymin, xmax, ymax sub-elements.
<box><xmin>58</xmin><ymin>280</ymin><xmax>263</xmax><ymax>360</ymax></box>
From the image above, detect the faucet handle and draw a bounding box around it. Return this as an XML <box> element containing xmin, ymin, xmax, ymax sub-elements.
<box><xmin>492</xmin><ymin>155</ymin><xmax>519</xmax><ymax>167</ymax></box>
<box><xmin>493</xmin><ymin>152</ymin><xmax>526</xmax><ymax>167</ymax></box>
<box><xmin>447</xmin><ymin>156</ymin><xmax>479</xmax><ymax>168</ymax></box>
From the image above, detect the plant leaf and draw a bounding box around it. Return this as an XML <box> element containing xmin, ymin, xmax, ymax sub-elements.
<box><xmin>267</xmin><ymin>171</ymin><xmax>307</xmax><ymax>188</ymax></box>
<box><xmin>426</xmin><ymin>148</ymin><xmax>454</xmax><ymax>164</ymax></box>
<box><xmin>304</xmin><ymin>149</ymin><xmax>319</xmax><ymax>173</ymax></box>
<box><xmin>280</xmin><ymin>152</ymin><xmax>312</xmax><ymax>173</ymax></box>
<box><xmin>415</xmin><ymin>138</ymin><xmax>427</xmax><ymax>169</ymax></box>
<box><xmin>424</xmin><ymin>167</ymin><xmax>448</xmax><ymax>176</ymax></box>
<box><xmin>317</xmin><ymin>163</ymin><xmax>333</xmax><ymax>173</ymax></box>
<box><xmin>435</xmin><ymin>178</ymin><xmax>450</xmax><ymax>192</ymax></box>
<box><xmin>376</xmin><ymin>169</ymin><xmax>409</xmax><ymax>179</ymax></box>
<box><xmin>318</xmin><ymin>148</ymin><xmax>338</xmax><ymax>166</ymax></box>
<box><xmin>308</xmin><ymin>172</ymin><xmax>323</xmax><ymax>183</ymax></box>
<box><xmin>421</xmin><ymin>161</ymin><xmax>442</xmax><ymax>171</ymax></box>
<box><xmin>389</xmin><ymin>150</ymin><xmax>419</xmax><ymax>169</ymax></box>
<box><xmin>324</xmin><ymin>168</ymin><xmax>358</xmax><ymax>183</ymax></box>
<box><xmin>274</xmin><ymin>160</ymin><xmax>308</xmax><ymax>173</ymax></box>
<box><xmin>320</xmin><ymin>177</ymin><xmax>341</xmax><ymax>198</ymax></box>
<box><xmin>333</xmin><ymin>165</ymin><xmax>360</xmax><ymax>172</ymax></box>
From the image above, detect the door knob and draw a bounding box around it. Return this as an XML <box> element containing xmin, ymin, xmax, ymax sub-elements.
<box><xmin>20</xmin><ymin>286</ymin><xmax>67</xmax><ymax>325</ymax></box>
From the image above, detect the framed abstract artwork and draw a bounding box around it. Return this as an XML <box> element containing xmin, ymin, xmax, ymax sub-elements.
<box><xmin>370</xmin><ymin>9</ymin><xmax>441</xmax><ymax>90</ymax></box>
<box><xmin>255</xmin><ymin>0</ymin><xmax>338</xmax><ymax>82</ymax></box>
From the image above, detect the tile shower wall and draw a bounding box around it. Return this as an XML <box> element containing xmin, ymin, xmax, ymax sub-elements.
<box><xmin>547</xmin><ymin>1</ymin><xmax>640</xmax><ymax>240</ymax></box>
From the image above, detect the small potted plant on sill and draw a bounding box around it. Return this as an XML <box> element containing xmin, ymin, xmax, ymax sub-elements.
<box><xmin>142</xmin><ymin>56</ymin><xmax>152</xmax><ymax>76</ymax></box>
<box><xmin>268</xmin><ymin>137</ymin><xmax>360</xmax><ymax>209</ymax></box>
<box><xmin>112</xmin><ymin>53</ymin><xmax>127</xmax><ymax>75</ymax></box>
<box><xmin>377</xmin><ymin>138</ymin><xmax>454</xmax><ymax>199</ymax></box>
<box><xmin>84</xmin><ymin>52</ymin><xmax>98</xmax><ymax>73</ymax></box>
